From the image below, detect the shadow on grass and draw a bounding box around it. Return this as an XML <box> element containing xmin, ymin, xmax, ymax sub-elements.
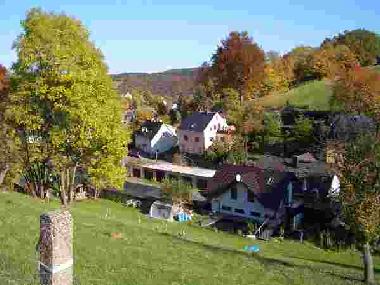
<box><xmin>159</xmin><ymin>232</ymin><xmax>364</xmax><ymax>283</ymax></box>
<box><xmin>288</xmin><ymin>255</ymin><xmax>380</xmax><ymax>274</ymax></box>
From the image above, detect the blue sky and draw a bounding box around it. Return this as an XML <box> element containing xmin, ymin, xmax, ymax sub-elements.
<box><xmin>0</xmin><ymin>0</ymin><xmax>379</xmax><ymax>74</ymax></box>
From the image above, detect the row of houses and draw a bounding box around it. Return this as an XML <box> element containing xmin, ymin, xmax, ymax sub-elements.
<box><xmin>133</xmin><ymin>111</ymin><xmax>234</xmax><ymax>156</ymax></box>
<box><xmin>123</xmin><ymin>151</ymin><xmax>340</xmax><ymax>237</ymax></box>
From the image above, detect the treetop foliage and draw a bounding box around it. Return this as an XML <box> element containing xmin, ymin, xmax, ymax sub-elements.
<box><xmin>8</xmin><ymin>8</ymin><xmax>130</xmax><ymax>195</ymax></box>
<box><xmin>322</xmin><ymin>29</ymin><xmax>380</xmax><ymax>66</ymax></box>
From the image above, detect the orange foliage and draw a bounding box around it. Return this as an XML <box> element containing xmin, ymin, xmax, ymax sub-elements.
<box><xmin>333</xmin><ymin>67</ymin><xmax>380</xmax><ymax>122</ymax></box>
<box><xmin>205</xmin><ymin>31</ymin><xmax>265</xmax><ymax>100</ymax></box>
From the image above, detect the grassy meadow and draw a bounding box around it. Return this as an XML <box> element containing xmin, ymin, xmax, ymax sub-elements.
<box><xmin>256</xmin><ymin>80</ymin><xmax>334</xmax><ymax>111</ymax></box>
<box><xmin>0</xmin><ymin>191</ymin><xmax>379</xmax><ymax>285</ymax></box>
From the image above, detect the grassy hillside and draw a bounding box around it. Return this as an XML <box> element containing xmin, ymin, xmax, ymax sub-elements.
<box><xmin>256</xmin><ymin>80</ymin><xmax>333</xmax><ymax>111</ymax></box>
<box><xmin>1</xmin><ymin>191</ymin><xmax>379</xmax><ymax>285</ymax></box>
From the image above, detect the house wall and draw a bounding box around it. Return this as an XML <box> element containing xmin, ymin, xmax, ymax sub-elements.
<box><xmin>178</xmin><ymin>113</ymin><xmax>228</xmax><ymax>154</ymax></box>
<box><xmin>135</xmin><ymin>124</ymin><xmax>178</xmax><ymax>155</ymax></box>
<box><xmin>211</xmin><ymin>183</ymin><xmax>266</xmax><ymax>223</ymax></box>
<box><xmin>203</xmin><ymin>113</ymin><xmax>227</xmax><ymax>150</ymax></box>
<box><xmin>135</xmin><ymin>134</ymin><xmax>152</xmax><ymax>153</ymax></box>
<box><xmin>178</xmin><ymin>130</ymin><xmax>205</xmax><ymax>154</ymax></box>
<box><xmin>151</xmin><ymin>124</ymin><xmax>178</xmax><ymax>154</ymax></box>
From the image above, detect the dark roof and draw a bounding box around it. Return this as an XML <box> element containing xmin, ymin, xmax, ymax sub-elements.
<box><xmin>328</xmin><ymin>114</ymin><xmax>375</xmax><ymax>141</ymax></box>
<box><xmin>179</xmin><ymin>111</ymin><xmax>217</xmax><ymax>132</ymax></box>
<box><xmin>135</xmin><ymin>121</ymin><xmax>163</xmax><ymax>140</ymax></box>
<box><xmin>207</xmin><ymin>165</ymin><xmax>296</xmax><ymax>211</ymax></box>
<box><xmin>255</xmin><ymin>155</ymin><xmax>330</xmax><ymax>178</ymax></box>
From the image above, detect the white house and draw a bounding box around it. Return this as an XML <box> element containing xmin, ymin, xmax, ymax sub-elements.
<box><xmin>208</xmin><ymin>165</ymin><xmax>300</xmax><ymax>226</ymax></box>
<box><xmin>134</xmin><ymin>120</ymin><xmax>178</xmax><ymax>155</ymax></box>
<box><xmin>178</xmin><ymin>111</ymin><xmax>228</xmax><ymax>154</ymax></box>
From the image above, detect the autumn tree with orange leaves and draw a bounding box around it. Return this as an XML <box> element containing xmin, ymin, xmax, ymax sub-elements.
<box><xmin>198</xmin><ymin>31</ymin><xmax>265</xmax><ymax>103</ymax></box>
<box><xmin>331</xmin><ymin>64</ymin><xmax>380</xmax><ymax>284</ymax></box>
<box><xmin>332</xmin><ymin>67</ymin><xmax>380</xmax><ymax>124</ymax></box>
<box><xmin>333</xmin><ymin>134</ymin><xmax>380</xmax><ymax>284</ymax></box>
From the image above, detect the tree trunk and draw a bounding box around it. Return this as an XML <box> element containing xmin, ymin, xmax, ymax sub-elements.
<box><xmin>68</xmin><ymin>165</ymin><xmax>77</xmax><ymax>203</ymax></box>
<box><xmin>363</xmin><ymin>242</ymin><xmax>375</xmax><ymax>284</ymax></box>
<box><xmin>59</xmin><ymin>171</ymin><xmax>68</xmax><ymax>207</ymax></box>
<box><xmin>0</xmin><ymin>165</ymin><xmax>9</xmax><ymax>186</ymax></box>
<box><xmin>39</xmin><ymin>184</ymin><xmax>44</xmax><ymax>199</ymax></box>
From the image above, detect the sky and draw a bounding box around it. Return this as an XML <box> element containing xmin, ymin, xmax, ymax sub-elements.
<box><xmin>0</xmin><ymin>0</ymin><xmax>379</xmax><ymax>74</ymax></box>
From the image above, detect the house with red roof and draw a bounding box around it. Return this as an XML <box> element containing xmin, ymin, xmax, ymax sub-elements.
<box><xmin>207</xmin><ymin>165</ymin><xmax>303</xmax><ymax>231</ymax></box>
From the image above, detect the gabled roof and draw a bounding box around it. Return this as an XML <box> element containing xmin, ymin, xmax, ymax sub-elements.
<box><xmin>135</xmin><ymin>121</ymin><xmax>163</xmax><ymax>140</ymax></box>
<box><xmin>179</xmin><ymin>111</ymin><xmax>217</xmax><ymax>132</ymax></box>
<box><xmin>207</xmin><ymin>164</ymin><xmax>296</xmax><ymax>211</ymax></box>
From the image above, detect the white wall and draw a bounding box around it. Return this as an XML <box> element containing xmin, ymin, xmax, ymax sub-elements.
<box><xmin>211</xmin><ymin>183</ymin><xmax>266</xmax><ymax>222</ymax></box>
<box><xmin>151</xmin><ymin>124</ymin><xmax>178</xmax><ymax>154</ymax></box>
<box><xmin>135</xmin><ymin>124</ymin><xmax>178</xmax><ymax>155</ymax></box>
<box><xmin>329</xmin><ymin>175</ymin><xmax>340</xmax><ymax>197</ymax></box>
<box><xmin>203</xmin><ymin>113</ymin><xmax>228</xmax><ymax>150</ymax></box>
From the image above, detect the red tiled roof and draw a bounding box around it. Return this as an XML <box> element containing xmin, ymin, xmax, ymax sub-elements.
<box><xmin>207</xmin><ymin>164</ymin><xmax>296</xmax><ymax>211</ymax></box>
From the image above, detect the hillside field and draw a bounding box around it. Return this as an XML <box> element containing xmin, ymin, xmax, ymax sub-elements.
<box><xmin>0</xmin><ymin>191</ymin><xmax>379</xmax><ymax>285</ymax></box>
<box><xmin>256</xmin><ymin>80</ymin><xmax>334</xmax><ymax>111</ymax></box>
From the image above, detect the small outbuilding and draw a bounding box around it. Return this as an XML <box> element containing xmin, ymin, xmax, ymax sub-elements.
<box><xmin>149</xmin><ymin>201</ymin><xmax>179</xmax><ymax>221</ymax></box>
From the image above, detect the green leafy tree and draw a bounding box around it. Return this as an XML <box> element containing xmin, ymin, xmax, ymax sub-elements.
<box><xmin>161</xmin><ymin>178</ymin><xmax>198</xmax><ymax>207</ymax></box>
<box><xmin>263</xmin><ymin>112</ymin><xmax>282</xmax><ymax>140</ymax></box>
<box><xmin>322</xmin><ymin>29</ymin><xmax>380</xmax><ymax>66</ymax></box>
<box><xmin>333</xmin><ymin>134</ymin><xmax>380</xmax><ymax>284</ymax></box>
<box><xmin>284</xmin><ymin>46</ymin><xmax>317</xmax><ymax>84</ymax></box>
<box><xmin>0</xmin><ymin>65</ymin><xmax>21</xmax><ymax>189</ymax></box>
<box><xmin>9</xmin><ymin>8</ymin><xmax>130</xmax><ymax>205</ymax></box>
<box><xmin>292</xmin><ymin>115</ymin><xmax>313</xmax><ymax>144</ymax></box>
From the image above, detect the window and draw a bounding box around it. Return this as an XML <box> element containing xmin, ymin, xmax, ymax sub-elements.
<box><xmin>196</xmin><ymin>179</ymin><xmax>208</xmax><ymax>190</ymax></box>
<box><xmin>221</xmin><ymin>205</ymin><xmax>231</xmax><ymax>211</ymax></box>
<box><xmin>184</xmin><ymin>135</ymin><xmax>188</xmax><ymax>141</ymax></box>
<box><xmin>234</xmin><ymin>208</ymin><xmax>245</xmax><ymax>214</ymax></box>
<box><xmin>195</xmin><ymin>137</ymin><xmax>200</xmax><ymax>142</ymax></box>
<box><xmin>267</xmin><ymin>177</ymin><xmax>274</xmax><ymax>185</ymax></box>
<box><xmin>220</xmin><ymin>136</ymin><xmax>225</xmax><ymax>142</ymax></box>
<box><xmin>214</xmin><ymin>125</ymin><xmax>217</xmax><ymax>130</ymax></box>
<box><xmin>248</xmin><ymin>191</ymin><xmax>255</xmax><ymax>203</ymax></box>
<box><xmin>250</xmin><ymin>212</ymin><xmax>261</xmax><ymax>217</ymax></box>
<box><xmin>230</xmin><ymin>188</ymin><xmax>237</xmax><ymax>200</ymax></box>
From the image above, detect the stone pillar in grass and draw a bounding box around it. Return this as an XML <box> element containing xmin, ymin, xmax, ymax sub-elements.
<box><xmin>39</xmin><ymin>210</ymin><xmax>73</xmax><ymax>285</ymax></box>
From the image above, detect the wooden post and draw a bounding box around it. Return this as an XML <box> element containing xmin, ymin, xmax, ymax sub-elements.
<box><xmin>39</xmin><ymin>210</ymin><xmax>73</xmax><ymax>285</ymax></box>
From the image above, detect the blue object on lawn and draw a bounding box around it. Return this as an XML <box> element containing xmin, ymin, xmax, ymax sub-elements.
<box><xmin>177</xmin><ymin>212</ymin><xmax>191</xmax><ymax>222</ymax></box>
<box><xmin>244</xmin><ymin>245</ymin><xmax>260</xmax><ymax>253</ymax></box>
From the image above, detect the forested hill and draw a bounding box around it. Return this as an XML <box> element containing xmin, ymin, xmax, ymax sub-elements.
<box><xmin>112</xmin><ymin>67</ymin><xmax>199</xmax><ymax>99</ymax></box>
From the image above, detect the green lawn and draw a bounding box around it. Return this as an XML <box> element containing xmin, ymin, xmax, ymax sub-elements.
<box><xmin>256</xmin><ymin>80</ymin><xmax>334</xmax><ymax>111</ymax></box>
<box><xmin>0</xmin><ymin>191</ymin><xmax>379</xmax><ymax>285</ymax></box>
<box><xmin>371</xmin><ymin>65</ymin><xmax>380</xmax><ymax>72</ymax></box>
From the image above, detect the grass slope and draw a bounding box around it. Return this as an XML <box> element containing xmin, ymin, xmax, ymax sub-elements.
<box><xmin>257</xmin><ymin>80</ymin><xmax>333</xmax><ymax>111</ymax></box>
<box><xmin>0</xmin><ymin>191</ymin><xmax>379</xmax><ymax>285</ymax></box>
